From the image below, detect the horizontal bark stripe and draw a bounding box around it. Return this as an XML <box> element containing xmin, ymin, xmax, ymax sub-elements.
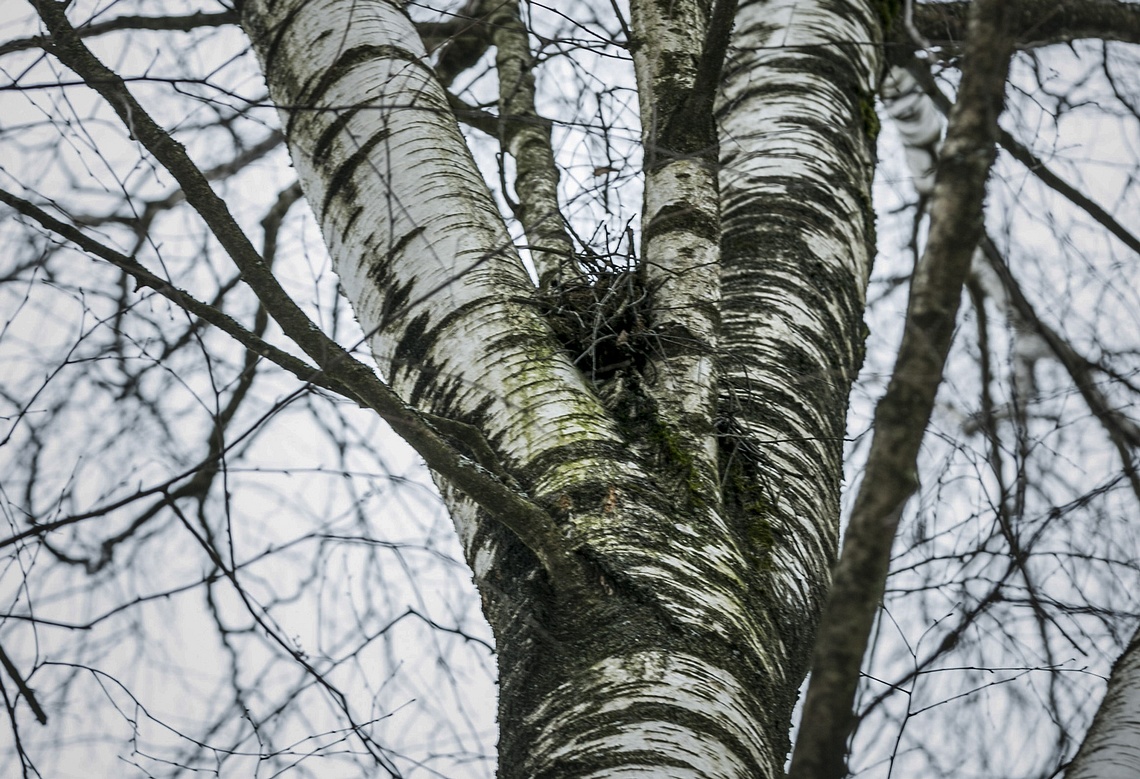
<box><xmin>643</xmin><ymin>202</ymin><xmax>722</xmax><ymax>244</ymax></box>
<box><xmin>519</xmin><ymin>651</ymin><xmax>778</xmax><ymax>777</ymax></box>
<box><xmin>298</xmin><ymin>44</ymin><xmax>426</xmax><ymax>110</ymax></box>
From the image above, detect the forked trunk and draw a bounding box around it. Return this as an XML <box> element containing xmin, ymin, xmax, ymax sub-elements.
<box><xmin>239</xmin><ymin>0</ymin><xmax>884</xmax><ymax>774</ymax></box>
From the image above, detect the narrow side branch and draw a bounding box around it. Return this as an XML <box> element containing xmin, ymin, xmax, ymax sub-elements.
<box><xmin>0</xmin><ymin>10</ymin><xmax>237</xmax><ymax>56</ymax></box>
<box><xmin>0</xmin><ymin>644</ymin><xmax>46</xmax><ymax>725</ymax></box>
<box><xmin>978</xmin><ymin>237</ymin><xmax>1140</xmax><ymax>499</ymax></box>
<box><xmin>904</xmin><ymin>57</ymin><xmax>1140</xmax><ymax>257</ymax></box>
<box><xmin>483</xmin><ymin>0</ymin><xmax>576</xmax><ymax>287</ymax></box>
<box><xmin>997</xmin><ymin>128</ymin><xmax>1140</xmax><ymax>257</ymax></box>
<box><xmin>897</xmin><ymin>0</ymin><xmax>1140</xmax><ymax>52</ymax></box>
<box><xmin>687</xmin><ymin>0</ymin><xmax>737</xmax><ymax>121</ymax></box>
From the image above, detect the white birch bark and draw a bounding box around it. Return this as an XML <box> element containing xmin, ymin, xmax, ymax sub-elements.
<box><xmin>1066</xmin><ymin>622</ymin><xmax>1140</xmax><ymax>779</ymax></box>
<box><xmin>630</xmin><ymin>0</ymin><xmax>723</xmax><ymax>488</ymax></box>
<box><xmin>13</xmin><ymin>0</ymin><xmax>1140</xmax><ymax>776</ymax></box>
<box><xmin>239</xmin><ymin>0</ymin><xmax>632</xmax><ymax>508</ymax></box>
<box><xmin>881</xmin><ymin>65</ymin><xmax>943</xmax><ymax>196</ymax></box>
<box><xmin>716</xmin><ymin>0</ymin><xmax>883</xmax><ymax>672</ymax></box>
<box><xmin>236</xmin><ymin>2</ymin><xmax>795</xmax><ymax>774</ymax></box>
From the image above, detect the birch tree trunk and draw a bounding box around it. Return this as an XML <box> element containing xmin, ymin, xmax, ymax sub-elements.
<box><xmin>238</xmin><ymin>0</ymin><xmax>884</xmax><ymax>775</ymax></box>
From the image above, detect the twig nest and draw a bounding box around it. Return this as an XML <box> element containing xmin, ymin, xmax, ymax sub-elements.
<box><xmin>537</xmin><ymin>264</ymin><xmax>653</xmax><ymax>383</ymax></box>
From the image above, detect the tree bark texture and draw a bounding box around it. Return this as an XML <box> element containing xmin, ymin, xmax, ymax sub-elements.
<box><xmin>17</xmin><ymin>0</ymin><xmax>1139</xmax><ymax>775</ymax></box>
<box><xmin>716</xmin><ymin>0</ymin><xmax>883</xmax><ymax>683</ymax></box>
<box><xmin>790</xmin><ymin>2</ymin><xmax>1017</xmax><ymax>777</ymax></box>
<box><xmin>1066</xmin><ymin>621</ymin><xmax>1140</xmax><ymax>778</ymax></box>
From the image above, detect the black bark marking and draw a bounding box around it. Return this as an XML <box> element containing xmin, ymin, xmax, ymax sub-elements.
<box><xmin>320</xmin><ymin>126</ymin><xmax>390</xmax><ymax>220</ymax></box>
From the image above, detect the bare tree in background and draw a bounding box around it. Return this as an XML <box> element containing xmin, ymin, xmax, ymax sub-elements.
<box><xmin>1</xmin><ymin>0</ymin><xmax>1139</xmax><ymax>777</ymax></box>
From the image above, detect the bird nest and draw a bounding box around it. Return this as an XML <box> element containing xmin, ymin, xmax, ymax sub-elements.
<box><xmin>535</xmin><ymin>262</ymin><xmax>653</xmax><ymax>384</ymax></box>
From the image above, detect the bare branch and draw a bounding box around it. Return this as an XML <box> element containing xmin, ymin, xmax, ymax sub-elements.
<box><xmin>0</xmin><ymin>10</ymin><xmax>238</xmax><ymax>56</ymax></box>
<box><xmin>978</xmin><ymin>236</ymin><xmax>1140</xmax><ymax>500</ymax></box>
<box><xmin>426</xmin><ymin>0</ymin><xmax>492</xmax><ymax>87</ymax></box>
<box><xmin>898</xmin><ymin>0</ymin><xmax>1140</xmax><ymax>53</ymax></box>
<box><xmin>997</xmin><ymin>128</ymin><xmax>1140</xmax><ymax>257</ymax></box>
<box><xmin>687</xmin><ymin>0</ymin><xmax>737</xmax><ymax>121</ymax></box>
<box><xmin>0</xmin><ymin>644</ymin><xmax>46</xmax><ymax>726</ymax></box>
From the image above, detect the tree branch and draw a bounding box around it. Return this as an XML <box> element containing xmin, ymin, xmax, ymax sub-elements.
<box><xmin>628</xmin><ymin>0</ymin><xmax>723</xmax><ymax>496</ymax></box>
<box><xmin>687</xmin><ymin>0</ymin><xmax>737</xmax><ymax>121</ymax></box>
<box><xmin>0</xmin><ymin>188</ymin><xmax>350</xmax><ymax>400</ymax></box>
<box><xmin>978</xmin><ymin>236</ymin><xmax>1140</xmax><ymax>500</ymax></box>
<box><xmin>0</xmin><ymin>10</ymin><xmax>238</xmax><ymax>56</ymax></box>
<box><xmin>445</xmin><ymin>89</ymin><xmax>500</xmax><ymax>136</ymax></box>
<box><xmin>0</xmin><ymin>644</ymin><xmax>46</xmax><ymax>726</ymax></box>
<box><xmin>426</xmin><ymin>0</ymin><xmax>492</xmax><ymax>87</ymax></box>
<box><xmin>996</xmin><ymin>129</ymin><xmax>1140</xmax><ymax>257</ymax></box>
<box><xmin>894</xmin><ymin>0</ymin><xmax>1140</xmax><ymax>54</ymax></box>
<box><xmin>901</xmin><ymin>57</ymin><xmax>1140</xmax><ymax>257</ymax></box>
<box><xmin>483</xmin><ymin>0</ymin><xmax>576</xmax><ymax>287</ymax></box>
